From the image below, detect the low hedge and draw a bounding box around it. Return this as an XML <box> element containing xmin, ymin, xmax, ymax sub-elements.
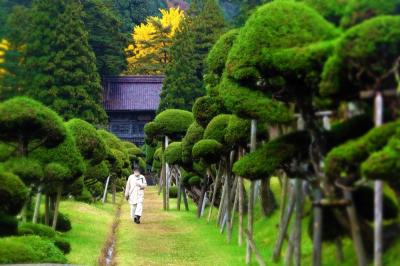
<box><xmin>18</xmin><ymin>222</ymin><xmax>56</xmax><ymax>238</ymax></box>
<box><xmin>0</xmin><ymin>235</ymin><xmax>67</xmax><ymax>264</ymax></box>
<box><xmin>169</xmin><ymin>186</ymin><xmax>178</xmax><ymax>198</ymax></box>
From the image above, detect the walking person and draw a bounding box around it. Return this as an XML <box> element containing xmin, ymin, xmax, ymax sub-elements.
<box><xmin>125</xmin><ymin>168</ymin><xmax>147</xmax><ymax>224</ymax></box>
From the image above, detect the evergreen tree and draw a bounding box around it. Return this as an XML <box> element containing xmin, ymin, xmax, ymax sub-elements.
<box><xmin>82</xmin><ymin>0</ymin><xmax>127</xmax><ymax>77</ymax></box>
<box><xmin>158</xmin><ymin>0</ymin><xmax>226</xmax><ymax>112</ymax></box>
<box><xmin>23</xmin><ymin>0</ymin><xmax>107</xmax><ymax>125</ymax></box>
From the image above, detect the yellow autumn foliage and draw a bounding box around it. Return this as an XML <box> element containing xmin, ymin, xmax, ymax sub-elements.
<box><xmin>0</xmin><ymin>39</ymin><xmax>9</xmax><ymax>75</ymax></box>
<box><xmin>126</xmin><ymin>7</ymin><xmax>184</xmax><ymax>74</ymax></box>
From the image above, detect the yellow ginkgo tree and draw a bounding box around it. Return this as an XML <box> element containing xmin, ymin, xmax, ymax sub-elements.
<box><xmin>0</xmin><ymin>39</ymin><xmax>9</xmax><ymax>75</ymax></box>
<box><xmin>125</xmin><ymin>7</ymin><xmax>184</xmax><ymax>75</ymax></box>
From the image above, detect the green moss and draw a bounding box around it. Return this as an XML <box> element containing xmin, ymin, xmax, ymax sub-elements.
<box><xmin>0</xmin><ymin>170</ymin><xmax>28</xmax><ymax>215</ymax></box>
<box><xmin>0</xmin><ymin>97</ymin><xmax>66</xmax><ymax>149</ymax></box>
<box><xmin>298</xmin><ymin>0</ymin><xmax>346</xmax><ymax>25</ymax></box>
<box><xmin>151</xmin><ymin>109</ymin><xmax>194</xmax><ymax>140</ymax></box>
<box><xmin>325</xmin><ymin>121</ymin><xmax>398</xmax><ymax>181</ymax></box>
<box><xmin>66</xmin><ymin>118</ymin><xmax>107</xmax><ymax>165</ymax></box>
<box><xmin>203</xmin><ymin>114</ymin><xmax>231</xmax><ymax>144</ymax></box>
<box><xmin>182</xmin><ymin>122</ymin><xmax>204</xmax><ymax>165</ymax></box>
<box><xmin>192</xmin><ymin>96</ymin><xmax>226</xmax><ymax>128</ymax></box>
<box><xmin>0</xmin><ymin>235</ymin><xmax>67</xmax><ymax>264</ymax></box>
<box><xmin>320</xmin><ymin>16</ymin><xmax>400</xmax><ymax>99</ymax></box>
<box><xmin>40</xmin><ymin>212</ymin><xmax>72</xmax><ymax>233</ymax></box>
<box><xmin>192</xmin><ymin>139</ymin><xmax>223</xmax><ymax>164</ymax></box>
<box><xmin>233</xmin><ymin>131</ymin><xmax>310</xmax><ymax>180</ymax></box>
<box><xmin>53</xmin><ymin>236</ymin><xmax>71</xmax><ymax>254</ymax></box>
<box><xmin>165</xmin><ymin>142</ymin><xmax>182</xmax><ymax>165</ymax></box>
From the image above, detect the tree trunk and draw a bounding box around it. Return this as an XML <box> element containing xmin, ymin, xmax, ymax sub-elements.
<box><xmin>238</xmin><ymin>175</ymin><xmax>244</xmax><ymax>246</ymax></box>
<box><xmin>32</xmin><ymin>185</ymin><xmax>43</xmax><ymax>224</ymax></box>
<box><xmin>230</xmin><ymin>180</ymin><xmax>239</xmax><ymax>234</ymax></box>
<box><xmin>260</xmin><ymin>178</ymin><xmax>277</xmax><ymax>216</ymax></box>
<box><xmin>177</xmin><ymin>173</ymin><xmax>182</xmax><ymax>211</ymax></box>
<box><xmin>52</xmin><ymin>186</ymin><xmax>63</xmax><ymax>230</ymax></box>
<box><xmin>45</xmin><ymin>194</ymin><xmax>50</xmax><ymax>225</ymax></box>
<box><xmin>217</xmin><ymin>174</ymin><xmax>227</xmax><ymax>225</ymax></box>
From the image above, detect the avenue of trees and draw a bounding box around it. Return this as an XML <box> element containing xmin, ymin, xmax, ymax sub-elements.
<box><xmin>144</xmin><ymin>1</ymin><xmax>400</xmax><ymax>266</ymax></box>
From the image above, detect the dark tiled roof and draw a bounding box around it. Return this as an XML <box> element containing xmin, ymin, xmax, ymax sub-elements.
<box><xmin>103</xmin><ymin>75</ymin><xmax>164</xmax><ymax>112</ymax></box>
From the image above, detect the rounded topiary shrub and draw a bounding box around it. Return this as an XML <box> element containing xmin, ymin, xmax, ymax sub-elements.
<box><xmin>225</xmin><ymin>115</ymin><xmax>251</xmax><ymax>147</ymax></box>
<box><xmin>0</xmin><ymin>213</ymin><xmax>18</xmax><ymax>236</ymax></box>
<box><xmin>53</xmin><ymin>237</ymin><xmax>71</xmax><ymax>254</ymax></box>
<box><xmin>203</xmin><ymin>114</ymin><xmax>231</xmax><ymax>144</ymax></box>
<box><xmin>188</xmin><ymin>176</ymin><xmax>201</xmax><ymax>186</ymax></box>
<box><xmin>18</xmin><ymin>223</ymin><xmax>56</xmax><ymax>239</ymax></box>
<box><xmin>153</xmin><ymin>109</ymin><xmax>194</xmax><ymax>139</ymax></box>
<box><xmin>0</xmin><ymin>170</ymin><xmax>28</xmax><ymax>215</ymax></box>
<box><xmin>182</xmin><ymin>122</ymin><xmax>204</xmax><ymax>164</ymax></box>
<box><xmin>41</xmin><ymin>212</ymin><xmax>72</xmax><ymax>232</ymax></box>
<box><xmin>165</xmin><ymin>142</ymin><xmax>182</xmax><ymax>165</ymax></box>
<box><xmin>192</xmin><ymin>96</ymin><xmax>226</xmax><ymax>128</ymax></box>
<box><xmin>0</xmin><ymin>235</ymin><xmax>67</xmax><ymax>264</ymax></box>
<box><xmin>3</xmin><ymin>157</ymin><xmax>43</xmax><ymax>185</ymax></box>
<box><xmin>169</xmin><ymin>186</ymin><xmax>178</xmax><ymax>198</ymax></box>
<box><xmin>75</xmin><ymin>185</ymin><xmax>93</xmax><ymax>203</ymax></box>
<box><xmin>192</xmin><ymin>139</ymin><xmax>224</xmax><ymax>164</ymax></box>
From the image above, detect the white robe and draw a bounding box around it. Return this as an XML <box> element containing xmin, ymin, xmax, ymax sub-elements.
<box><xmin>125</xmin><ymin>174</ymin><xmax>147</xmax><ymax>205</ymax></box>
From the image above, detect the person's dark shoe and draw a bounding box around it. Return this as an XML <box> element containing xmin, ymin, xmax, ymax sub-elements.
<box><xmin>134</xmin><ymin>215</ymin><xmax>141</xmax><ymax>224</ymax></box>
<box><xmin>133</xmin><ymin>216</ymin><xmax>138</xmax><ymax>223</ymax></box>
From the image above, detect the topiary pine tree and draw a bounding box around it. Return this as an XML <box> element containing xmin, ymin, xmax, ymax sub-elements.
<box><xmin>22</xmin><ymin>0</ymin><xmax>107</xmax><ymax>125</ymax></box>
<box><xmin>82</xmin><ymin>0</ymin><xmax>127</xmax><ymax>77</ymax></box>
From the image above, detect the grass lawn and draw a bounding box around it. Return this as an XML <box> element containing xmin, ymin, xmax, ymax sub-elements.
<box><xmin>115</xmin><ymin>180</ymin><xmax>400</xmax><ymax>266</ymax></box>
<box><xmin>59</xmin><ymin>196</ymin><xmax>118</xmax><ymax>266</ymax></box>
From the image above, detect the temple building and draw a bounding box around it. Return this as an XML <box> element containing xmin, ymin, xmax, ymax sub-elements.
<box><xmin>103</xmin><ymin>75</ymin><xmax>164</xmax><ymax>146</ymax></box>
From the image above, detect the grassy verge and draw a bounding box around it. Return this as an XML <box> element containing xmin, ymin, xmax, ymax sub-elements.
<box><xmin>59</xmin><ymin>196</ymin><xmax>118</xmax><ymax>266</ymax></box>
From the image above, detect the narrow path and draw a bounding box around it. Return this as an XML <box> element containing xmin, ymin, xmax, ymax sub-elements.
<box><xmin>115</xmin><ymin>187</ymin><xmax>244</xmax><ymax>266</ymax></box>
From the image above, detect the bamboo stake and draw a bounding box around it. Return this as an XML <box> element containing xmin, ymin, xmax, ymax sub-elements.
<box><xmin>217</xmin><ymin>172</ymin><xmax>227</xmax><ymax>225</ymax></box>
<box><xmin>182</xmin><ymin>186</ymin><xmax>189</xmax><ymax>211</ymax></box>
<box><xmin>52</xmin><ymin>186</ymin><xmax>62</xmax><ymax>230</ymax></box>
<box><xmin>245</xmin><ymin>229</ymin><xmax>266</xmax><ymax>266</ymax></box>
<box><xmin>293</xmin><ymin>179</ymin><xmax>303</xmax><ymax>266</ymax></box>
<box><xmin>335</xmin><ymin>238</ymin><xmax>345</xmax><ymax>263</ymax></box>
<box><xmin>238</xmin><ymin>147</ymin><xmax>244</xmax><ymax>246</ymax></box>
<box><xmin>102</xmin><ymin>175</ymin><xmax>111</xmax><ymax>203</ymax></box>
<box><xmin>313</xmin><ymin>188</ymin><xmax>323</xmax><ymax>266</ymax></box>
<box><xmin>32</xmin><ymin>185</ymin><xmax>43</xmax><ymax>224</ymax></box>
<box><xmin>177</xmin><ymin>168</ymin><xmax>182</xmax><ymax>211</ymax></box>
<box><xmin>231</xmin><ymin>179</ymin><xmax>239</xmax><ymax>231</ymax></box>
<box><xmin>374</xmin><ymin>92</ymin><xmax>383</xmax><ymax>266</ymax></box>
<box><xmin>208</xmin><ymin>162</ymin><xmax>222</xmax><ymax>222</ymax></box>
<box><xmin>272</xmin><ymin>182</ymin><xmax>296</xmax><ymax>262</ymax></box>
<box><xmin>246</xmin><ymin>119</ymin><xmax>257</xmax><ymax>264</ymax></box>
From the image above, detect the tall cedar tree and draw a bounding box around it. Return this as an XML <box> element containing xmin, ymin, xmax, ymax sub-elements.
<box><xmin>23</xmin><ymin>0</ymin><xmax>107</xmax><ymax>125</ymax></box>
<box><xmin>158</xmin><ymin>0</ymin><xmax>226</xmax><ymax>112</ymax></box>
<box><xmin>0</xmin><ymin>0</ymin><xmax>32</xmax><ymax>38</ymax></box>
<box><xmin>103</xmin><ymin>0</ymin><xmax>167</xmax><ymax>33</ymax></box>
<box><xmin>82</xmin><ymin>0</ymin><xmax>127</xmax><ymax>77</ymax></box>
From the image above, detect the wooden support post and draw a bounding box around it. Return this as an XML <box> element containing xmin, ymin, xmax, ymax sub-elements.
<box><xmin>238</xmin><ymin>147</ymin><xmax>245</xmax><ymax>246</ymax></box>
<box><xmin>245</xmin><ymin>229</ymin><xmax>266</xmax><ymax>266</ymax></box>
<box><xmin>335</xmin><ymin>238</ymin><xmax>345</xmax><ymax>263</ymax></box>
<box><xmin>102</xmin><ymin>175</ymin><xmax>111</xmax><ymax>204</ymax></box>
<box><xmin>312</xmin><ymin>188</ymin><xmax>323</xmax><ymax>266</ymax></box>
<box><xmin>273</xmin><ymin>182</ymin><xmax>296</xmax><ymax>262</ymax></box>
<box><xmin>374</xmin><ymin>92</ymin><xmax>383</xmax><ymax>266</ymax></box>
<box><xmin>44</xmin><ymin>194</ymin><xmax>50</xmax><ymax>225</ymax></box>
<box><xmin>231</xmin><ymin>179</ymin><xmax>239</xmax><ymax>232</ymax></box>
<box><xmin>177</xmin><ymin>170</ymin><xmax>182</xmax><ymax>211</ymax></box>
<box><xmin>182</xmin><ymin>186</ymin><xmax>189</xmax><ymax>211</ymax></box>
<box><xmin>52</xmin><ymin>186</ymin><xmax>63</xmax><ymax>230</ymax></box>
<box><xmin>343</xmin><ymin>189</ymin><xmax>367</xmax><ymax>266</ymax></box>
<box><xmin>217</xmin><ymin>173</ymin><xmax>227</xmax><ymax>225</ymax></box>
<box><xmin>32</xmin><ymin>185</ymin><xmax>43</xmax><ymax>224</ymax></box>
<box><xmin>208</xmin><ymin>162</ymin><xmax>222</xmax><ymax>222</ymax></box>
<box><xmin>293</xmin><ymin>179</ymin><xmax>303</xmax><ymax>266</ymax></box>
<box><xmin>246</xmin><ymin>119</ymin><xmax>257</xmax><ymax>264</ymax></box>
